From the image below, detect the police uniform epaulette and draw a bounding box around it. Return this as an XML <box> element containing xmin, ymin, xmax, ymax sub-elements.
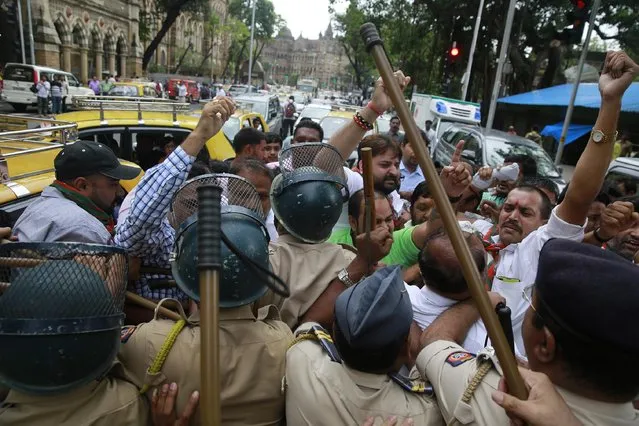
<box><xmin>120</xmin><ymin>326</ymin><xmax>136</xmax><ymax>344</ymax></box>
<box><xmin>291</xmin><ymin>324</ymin><xmax>433</xmax><ymax>395</ymax></box>
<box><xmin>290</xmin><ymin>324</ymin><xmax>342</xmax><ymax>363</ymax></box>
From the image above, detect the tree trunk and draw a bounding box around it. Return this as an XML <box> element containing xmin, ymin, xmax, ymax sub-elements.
<box><xmin>538</xmin><ymin>41</ymin><xmax>562</xmax><ymax>89</ymax></box>
<box><xmin>233</xmin><ymin>42</ymin><xmax>247</xmax><ymax>82</ymax></box>
<box><xmin>142</xmin><ymin>7</ymin><xmax>182</xmax><ymax>71</ymax></box>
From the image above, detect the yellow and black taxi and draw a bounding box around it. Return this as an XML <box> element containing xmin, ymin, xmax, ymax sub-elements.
<box><xmin>0</xmin><ymin>114</ymin><xmax>142</xmax><ymax>224</ymax></box>
<box><xmin>55</xmin><ymin>96</ymin><xmax>235</xmax><ymax>170</ymax></box>
<box><xmin>106</xmin><ymin>81</ymin><xmax>159</xmax><ymax>98</ymax></box>
<box><xmin>319</xmin><ymin>105</ymin><xmax>377</xmax><ymax>166</ymax></box>
<box><xmin>197</xmin><ymin>98</ymin><xmax>269</xmax><ymax>141</ymax></box>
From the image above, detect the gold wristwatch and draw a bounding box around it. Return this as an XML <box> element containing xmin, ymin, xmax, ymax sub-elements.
<box><xmin>591</xmin><ymin>129</ymin><xmax>618</xmax><ymax>144</ymax></box>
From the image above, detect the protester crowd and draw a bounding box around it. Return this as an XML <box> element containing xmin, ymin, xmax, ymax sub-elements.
<box><xmin>0</xmin><ymin>51</ymin><xmax>638</xmax><ymax>426</ymax></box>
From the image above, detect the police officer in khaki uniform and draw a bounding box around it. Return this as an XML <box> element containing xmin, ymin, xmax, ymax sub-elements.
<box><xmin>118</xmin><ymin>174</ymin><xmax>293</xmax><ymax>426</ymax></box>
<box><xmin>0</xmin><ymin>243</ymin><xmax>148</xmax><ymax>426</ymax></box>
<box><xmin>416</xmin><ymin>239</ymin><xmax>639</xmax><ymax>426</ymax></box>
<box><xmin>262</xmin><ymin>142</ymin><xmax>389</xmax><ymax>329</ymax></box>
<box><xmin>286</xmin><ymin>266</ymin><xmax>444</xmax><ymax>426</ymax></box>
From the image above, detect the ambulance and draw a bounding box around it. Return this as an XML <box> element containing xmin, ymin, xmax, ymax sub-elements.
<box><xmin>409</xmin><ymin>93</ymin><xmax>481</xmax><ymax>142</ymax></box>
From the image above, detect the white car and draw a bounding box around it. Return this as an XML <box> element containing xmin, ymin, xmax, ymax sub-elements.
<box><xmin>1</xmin><ymin>63</ymin><xmax>94</xmax><ymax>112</ymax></box>
<box><xmin>294</xmin><ymin>103</ymin><xmax>332</xmax><ymax>127</ymax></box>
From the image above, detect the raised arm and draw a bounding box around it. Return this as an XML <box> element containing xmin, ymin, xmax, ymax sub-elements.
<box><xmin>557</xmin><ymin>52</ymin><xmax>639</xmax><ymax>226</ymax></box>
<box><xmin>115</xmin><ymin>97</ymin><xmax>235</xmax><ymax>251</ymax></box>
<box><xmin>328</xmin><ymin>72</ymin><xmax>410</xmax><ymax>161</ymax></box>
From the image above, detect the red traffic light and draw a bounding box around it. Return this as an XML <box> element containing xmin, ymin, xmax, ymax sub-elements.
<box><xmin>450</xmin><ymin>47</ymin><xmax>459</xmax><ymax>57</ymax></box>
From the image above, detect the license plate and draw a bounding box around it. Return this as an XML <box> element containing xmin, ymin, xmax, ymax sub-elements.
<box><xmin>12</xmin><ymin>86</ymin><xmax>26</xmax><ymax>91</ymax></box>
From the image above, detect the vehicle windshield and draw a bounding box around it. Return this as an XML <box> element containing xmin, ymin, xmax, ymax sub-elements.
<box><xmin>485</xmin><ymin>137</ymin><xmax>561</xmax><ymax>178</ymax></box>
<box><xmin>320</xmin><ymin>116</ymin><xmax>350</xmax><ymax>140</ymax></box>
<box><xmin>108</xmin><ymin>86</ymin><xmax>139</xmax><ymax>97</ymax></box>
<box><xmin>299</xmin><ymin>107</ymin><xmax>330</xmax><ymax>121</ymax></box>
<box><xmin>222</xmin><ymin>117</ymin><xmax>241</xmax><ymax>141</ymax></box>
<box><xmin>236</xmin><ymin>98</ymin><xmax>267</xmax><ymax>118</ymax></box>
<box><xmin>229</xmin><ymin>86</ymin><xmax>248</xmax><ymax>96</ymax></box>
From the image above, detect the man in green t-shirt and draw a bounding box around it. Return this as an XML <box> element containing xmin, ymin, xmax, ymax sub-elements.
<box><xmin>329</xmin><ymin>189</ymin><xmax>432</xmax><ymax>267</ymax></box>
<box><xmin>330</xmin><ymin>141</ymin><xmax>473</xmax><ymax>269</ymax></box>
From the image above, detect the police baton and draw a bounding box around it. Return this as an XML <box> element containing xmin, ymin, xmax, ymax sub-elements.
<box><xmin>197</xmin><ymin>184</ymin><xmax>222</xmax><ymax>425</ymax></box>
<box><xmin>360</xmin><ymin>23</ymin><xmax>528</xmax><ymax>401</ymax></box>
<box><xmin>360</xmin><ymin>147</ymin><xmax>376</xmax><ymax>274</ymax></box>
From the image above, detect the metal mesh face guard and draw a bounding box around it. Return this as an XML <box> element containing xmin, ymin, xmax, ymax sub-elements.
<box><xmin>276</xmin><ymin>142</ymin><xmax>347</xmax><ymax>188</ymax></box>
<box><xmin>270</xmin><ymin>143</ymin><xmax>347</xmax><ymax>243</ymax></box>
<box><xmin>169</xmin><ymin>173</ymin><xmax>265</xmax><ymax>230</ymax></box>
<box><xmin>0</xmin><ymin>243</ymin><xmax>127</xmax><ymax>395</ymax></box>
<box><xmin>170</xmin><ymin>174</ymin><xmax>271</xmax><ymax>306</ymax></box>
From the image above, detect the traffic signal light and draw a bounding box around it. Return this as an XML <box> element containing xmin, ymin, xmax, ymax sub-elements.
<box><xmin>556</xmin><ymin>0</ymin><xmax>590</xmax><ymax>44</ymax></box>
<box><xmin>448</xmin><ymin>42</ymin><xmax>460</xmax><ymax>63</ymax></box>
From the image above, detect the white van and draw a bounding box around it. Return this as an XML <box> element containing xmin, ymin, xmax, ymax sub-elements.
<box><xmin>0</xmin><ymin>63</ymin><xmax>94</xmax><ymax>112</ymax></box>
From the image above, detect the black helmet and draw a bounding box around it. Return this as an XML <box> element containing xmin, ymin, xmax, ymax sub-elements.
<box><xmin>170</xmin><ymin>174</ymin><xmax>271</xmax><ymax>307</ymax></box>
<box><xmin>0</xmin><ymin>243</ymin><xmax>127</xmax><ymax>395</ymax></box>
<box><xmin>271</xmin><ymin>143</ymin><xmax>346</xmax><ymax>243</ymax></box>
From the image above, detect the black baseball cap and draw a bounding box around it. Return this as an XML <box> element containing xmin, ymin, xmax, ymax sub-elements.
<box><xmin>54</xmin><ymin>140</ymin><xmax>140</xmax><ymax>181</ymax></box>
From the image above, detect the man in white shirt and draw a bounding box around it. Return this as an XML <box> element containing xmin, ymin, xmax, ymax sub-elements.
<box><xmin>177</xmin><ymin>81</ymin><xmax>187</xmax><ymax>103</ymax></box>
<box><xmin>355</xmin><ymin>135</ymin><xmax>410</xmax><ymax>226</ymax></box>
<box><xmin>424</xmin><ymin>120</ymin><xmax>437</xmax><ymax>153</ymax></box>
<box><xmin>216</xmin><ymin>86</ymin><xmax>226</xmax><ymax>97</ymax></box>
<box><xmin>404</xmin><ymin>220</ymin><xmax>490</xmax><ymax>354</ymax></box>
<box><xmin>35</xmin><ymin>76</ymin><xmax>51</xmax><ymax>117</ymax></box>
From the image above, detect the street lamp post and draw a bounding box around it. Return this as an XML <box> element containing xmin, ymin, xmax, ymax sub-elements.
<box><xmin>26</xmin><ymin>0</ymin><xmax>36</xmax><ymax>64</ymax></box>
<box><xmin>461</xmin><ymin>0</ymin><xmax>485</xmax><ymax>101</ymax></box>
<box><xmin>247</xmin><ymin>0</ymin><xmax>257</xmax><ymax>90</ymax></box>
<box><xmin>486</xmin><ymin>0</ymin><xmax>517</xmax><ymax>131</ymax></box>
<box><xmin>554</xmin><ymin>0</ymin><xmax>601</xmax><ymax>165</ymax></box>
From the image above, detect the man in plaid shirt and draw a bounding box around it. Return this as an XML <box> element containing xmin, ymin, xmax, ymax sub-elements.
<box><xmin>115</xmin><ymin>97</ymin><xmax>236</xmax><ymax>302</ymax></box>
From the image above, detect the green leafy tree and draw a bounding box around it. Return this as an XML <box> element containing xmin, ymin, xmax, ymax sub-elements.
<box><xmin>139</xmin><ymin>0</ymin><xmax>208</xmax><ymax>71</ymax></box>
<box><xmin>331</xmin><ymin>0</ymin><xmax>376</xmax><ymax>90</ymax></box>
<box><xmin>227</xmin><ymin>0</ymin><xmax>283</xmax><ymax>81</ymax></box>
<box><xmin>331</xmin><ymin>0</ymin><xmax>638</xmax><ymax>101</ymax></box>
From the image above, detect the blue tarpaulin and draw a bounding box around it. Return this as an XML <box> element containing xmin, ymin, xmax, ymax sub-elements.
<box><xmin>540</xmin><ymin>123</ymin><xmax>593</xmax><ymax>146</ymax></box>
<box><xmin>497</xmin><ymin>83</ymin><xmax>639</xmax><ymax>113</ymax></box>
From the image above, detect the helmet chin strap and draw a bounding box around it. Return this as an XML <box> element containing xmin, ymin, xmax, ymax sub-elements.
<box><xmin>220</xmin><ymin>229</ymin><xmax>290</xmax><ymax>298</ymax></box>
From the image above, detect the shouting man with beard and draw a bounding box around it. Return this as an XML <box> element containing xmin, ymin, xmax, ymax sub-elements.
<box><xmin>353</xmin><ymin>135</ymin><xmax>411</xmax><ymax>226</ymax></box>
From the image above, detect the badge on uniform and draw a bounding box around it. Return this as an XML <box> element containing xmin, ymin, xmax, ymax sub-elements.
<box><xmin>446</xmin><ymin>351</ymin><xmax>475</xmax><ymax>367</ymax></box>
<box><xmin>120</xmin><ymin>326</ymin><xmax>136</xmax><ymax>344</ymax></box>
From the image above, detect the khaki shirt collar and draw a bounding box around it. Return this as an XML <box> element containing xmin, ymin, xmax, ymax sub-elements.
<box><xmin>188</xmin><ymin>304</ymin><xmax>257</xmax><ymax>323</ymax></box>
<box><xmin>556</xmin><ymin>387</ymin><xmax>638</xmax><ymax>420</ymax></box>
<box><xmin>342</xmin><ymin>364</ymin><xmax>391</xmax><ymax>391</ymax></box>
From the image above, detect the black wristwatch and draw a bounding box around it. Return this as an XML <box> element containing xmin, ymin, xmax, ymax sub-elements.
<box><xmin>593</xmin><ymin>228</ymin><xmax>612</xmax><ymax>244</ymax></box>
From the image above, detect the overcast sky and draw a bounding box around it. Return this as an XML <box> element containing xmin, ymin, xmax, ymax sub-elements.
<box><xmin>271</xmin><ymin>0</ymin><xmax>347</xmax><ymax>40</ymax></box>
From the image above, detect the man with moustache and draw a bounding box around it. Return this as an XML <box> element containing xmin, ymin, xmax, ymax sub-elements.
<box><xmin>354</xmin><ymin>135</ymin><xmax>410</xmax><ymax>225</ymax></box>
<box><xmin>467</xmin><ymin>50</ymin><xmax>639</xmax><ymax>358</ymax></box>
<box><xmin>399</xmin><ymin>133</ymin><xmax>427</xmax><ymax>199</ymax></box>
<box><xmin>603</xmin><ymin>208</ymin><xmax>639</xmax><ymax>261</ymax></box>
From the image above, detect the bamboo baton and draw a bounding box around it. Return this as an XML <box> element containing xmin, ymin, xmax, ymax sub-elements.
<box><xmin>360</xmin><ymin>147</ymin><xmax>376</xmax><ymax>273</ymax></box>
<box><xmin>125</xmin><ymin>291</ymin><xmax>182</xmax><ymax>322</ymax></box>
<box><xmin>198</xmin><ymin>184</ymin><xmax>223</xmax><ymax>425</ymax></box>
<box><xmin>359</xmin><ymin>23</ymin><xmax>528</xmax><ymax>400</ymax></box>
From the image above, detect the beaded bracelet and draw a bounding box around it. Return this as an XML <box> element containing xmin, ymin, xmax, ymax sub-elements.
<box><xmin>354</xmin><ymin>111</ymin><xmax>374</xmax><ymax>130</ymax></box>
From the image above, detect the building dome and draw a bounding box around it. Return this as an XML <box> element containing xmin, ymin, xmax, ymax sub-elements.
<box><xmin>277</xmin><ymin>27</ymin><xmax>294</xmax><ymax>40</ymax></box>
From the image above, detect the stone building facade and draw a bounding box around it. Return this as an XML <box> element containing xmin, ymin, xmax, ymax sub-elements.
<box><xmin>260</xmin><ymin>23</ymin><xmax>351</xmax><ymax>89</ymax></box>
<box><xmin>7</xmin><ymin>0</ymin><xmax>228</xmax><ymax>84</ymax></box>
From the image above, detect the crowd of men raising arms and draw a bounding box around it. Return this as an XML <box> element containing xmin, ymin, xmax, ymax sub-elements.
<box><xmin>0</xmin><ymin>51</ymin><xmax>638</xmax><ymax>426</ymax></box>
